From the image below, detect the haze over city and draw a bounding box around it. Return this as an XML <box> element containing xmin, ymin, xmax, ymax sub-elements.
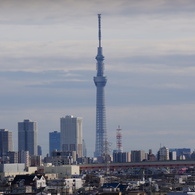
<box><xmin>1</xmin><ymin>0</ymin><xmax>195</xmax><ymax>157</ymax></box>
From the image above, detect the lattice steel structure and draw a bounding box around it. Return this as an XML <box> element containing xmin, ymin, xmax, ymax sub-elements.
<box><xmin>94</xmin><ymin>14</ymin><xmax>107</xmax><ymax>158</ymax></box>
<box><xmin>116</xmin><ymin>125</ymin><xmax>123</xmax><ymax>152</ymax></box>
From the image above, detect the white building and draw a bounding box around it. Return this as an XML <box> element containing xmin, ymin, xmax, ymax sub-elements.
<box><xmin>42</xmin><ymin>164</ymin><xmax>80</xmax><ymax>178</ymax></box>
<box><xmin>18</xmin><ymin>119</ymin><xmax>38</xmax><ymax>156</ymax></box>
<box><xmin>159</xmin><ymin>146</ymin><xmax>169</xmax><ymax>161</ymax></box>
<box><xmin>47</xmin><ymin>178</ymin><xmax>83</xmax><ymax>194</ymax></box>
<box><xmin>12</xmin><ymin>174</ymin><xmax>46</xmax><ymax>189</ymax></box>
<box><xmin>60</xmin><ymin>115</ymin><xmax>83</xmax><ymax>158</ymax></box>
<box><xmin>170</xmin><ymin>151</ymin><xmax>177</xmax><ymax>160</ymax></box>
<box><xmin>35</xmin><ymin>175</ymin><xmax>47</xmax><ymax>188</ymax></box>
<box><xmin>0</xmin><ymin>163</ymin><xmax>37</xmax><ymax>178</ymax></box>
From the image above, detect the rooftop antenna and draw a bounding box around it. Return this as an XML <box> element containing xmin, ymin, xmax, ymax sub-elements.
<box><xmin>98</xmin><ymin>14</ymin><xmax>101</xmax><ymax>47</ymax></box>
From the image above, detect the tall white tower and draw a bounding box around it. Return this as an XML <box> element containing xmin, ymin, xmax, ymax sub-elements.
<box><xmin>94</xmin><ymin>14</ymin><xmax>108</xmax><ymax>159</ymax></box>
<box><xmin>60</xmin><ymin>115</ymin><xmax>83</xmax><ymax>158</ymax></box>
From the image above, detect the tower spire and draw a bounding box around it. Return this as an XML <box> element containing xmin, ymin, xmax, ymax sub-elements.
<box><xmin>98</xmin><ymin>14</ymin><xmax>101</xmax><ymax>47</ymax></box>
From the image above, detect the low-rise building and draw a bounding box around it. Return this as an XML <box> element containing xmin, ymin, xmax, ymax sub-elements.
<box><xmin>41</xmin><ymin>164</ymin><xmax>80</xmax><ymax>178</ymax></box>
<box><xmin>46</xmin><ymin>178</ymin><xmax>83</xmax><ymax>194</ymax></box>
<box><xmin>0</xmin><ymin>163</ymin><xmax>38</xmax><ymax>178</ymax></box>
<box><xmin>12</xmin><ymin>174</ymin><xmax>46</xmax><ymax>189</ymax></box>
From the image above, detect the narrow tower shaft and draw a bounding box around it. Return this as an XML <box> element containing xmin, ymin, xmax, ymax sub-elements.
<box><xmin>116</xmin><ymin>125</ymin><xmax>123</xmax><ymax>152</ymax></box>
<box><xmin>94</xmin><ymin>14</ymin><xmax>107</xmax><ymax>158</ymax></box>
<box><xmin>98</xmin><ymin>14</ymin><xmax>101</xmax><ymax>48</ymax></box>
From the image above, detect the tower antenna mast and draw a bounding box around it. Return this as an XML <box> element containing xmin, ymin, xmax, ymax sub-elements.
<box><xmin>98</xmin><ymin>14</ymin><xmax>101</xmax><ymax>47</ymax></box>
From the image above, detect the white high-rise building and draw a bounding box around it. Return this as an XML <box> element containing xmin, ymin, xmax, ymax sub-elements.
<box><xmin>159</xmin><ymin>146</ymin><xmax>169</xmax><ymax>161</ymax></box>
<box><xmin>18</xmin><ymin>119</ymin><xmax>38</xmax><ymax>156</ymax></box>
<box><xmin>60</xmin><ymin>115</ymin><xmax>83</xmax><ymax>158</ymax></box>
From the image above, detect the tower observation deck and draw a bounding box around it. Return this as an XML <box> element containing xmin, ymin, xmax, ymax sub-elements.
<box><xmin>94</xmin><ymin>14</ymin><xmax>107</xmax><ymax>159</ymax></box>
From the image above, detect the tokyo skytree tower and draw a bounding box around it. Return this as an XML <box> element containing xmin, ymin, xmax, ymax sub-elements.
<box><xmin>94</xmin><ymin>14</ymin><xmax>108</xmax><ymax>158</ymax></box>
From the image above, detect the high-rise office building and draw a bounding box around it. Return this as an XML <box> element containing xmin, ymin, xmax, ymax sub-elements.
<box><xmin>94</xmin><ymin>14</ymin><xmax>108</xmax><ymax>158</ymax></box>
<box><xmin>131</xmin><ymin>150</ymin><xmax>146</xmax><ymax>162</ymax></box>
<box><xmin>37</xmin><ymin>145</ymin><xmax>42</xmax><ymax>156</ymax></box>
<box><xmin>49</xmin><ymin>131</ymin><xmax>61</xmax><ymax>156</ymax></box>
<box><xmin>169</xmin><ymin>151</ymin><xmax>177</xmax><ymax>160</ymax></box>
<box><xmin>60</xmin><ymin>115</ymin><xmax>82</xmax><ymax>158</ymax></box>
<box><xmin>82</xmin><ymin>139</ymin><xmax>87</xmax><ymax>157</ymax></box>
<box><xmin>158</xmin><ymin>146</ymin><xmax>169</xmax><ymax>161</ymax></box>
<box><xmin>18</xmin><ymin>119</ymin><xmax>38</xmax><ymax>156</ymax></box>
<box><xmin>113</xmin><ymin>152</ymin><xmax>131</xmax><ymax>163</ymax></box>
<box><xmin>0</xmin><ymin>129</ymin><xmax>13</xmax><ymax>157</ymax></box>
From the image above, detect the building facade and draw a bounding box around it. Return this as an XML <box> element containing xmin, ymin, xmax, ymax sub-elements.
<box><xmin>18</xmin><ymin>119</ymin><xmax>38</xmax><ymax>156</ymax></box>
<box><xmin>113</xmin><ymin>152</ymin><xmax>131</xmax><ymax>163</ymax></box>
<box><xmin>49</xmin><ymin>131</ymin><xmax>61</xmax><ymax>156</ymax></box>
<box><xmin>60</xmin><ymin>115</ymin><xmax>83</xmax><ymax>158</ymax></box>
<box><xmin>0</xmin><ymin>129</ymin><xmax>13</xmax><ymax>157</ymax></box>
<box><xmin>18</xmin><ymin>150</ymin><xmax>30</xmax><ymax>167</ymax></box>
<box><xmin>42</xmin><ymin>164</ymin><xmax>80</xmax><ymax>178</ymax></box>
<box><xmin>131</xmin><ymin>150</ymin><xmax>146</xmax><ymax>162</ymax></box>
<box><xmin>159</xmin><ymin>146</ymin><xmax>169</xmax><ymax>161</ymax></box>
<box><xmin>37</xmin><ymin>145</ymin><xmax>42</xmax><ymax>156</ymax></box>
<box><xmin>82</xmin><ymin>139</ymin><xmax>87</xmax><ymax>157</ymax></box>
<box><xmin>7</xmin><ymin>151</ymin><xmax>18</xmax><ymax>163</ymax></box>
<box><xmin>169</xmin><ymin>148</ymin><xmax>191</xmax><ymax>160</ymax></box>
<box><xmin>30</xmin><ymin>155</ymin><xmax>42</xmax><ymax>167</ymax></box>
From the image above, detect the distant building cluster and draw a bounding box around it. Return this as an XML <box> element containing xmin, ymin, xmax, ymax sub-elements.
<box><xmin>0</xmin><ymin>115</ymin><xmax>87</xmax><ymax>166</ymax></box>
<box><xmin>0</xmin><ymin>116</ymin><xmax>194</xmax><ymax>167</ymax></box>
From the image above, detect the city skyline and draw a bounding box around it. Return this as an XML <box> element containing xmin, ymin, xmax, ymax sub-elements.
<box><xmin>1</xmin><ymin>0</ymin><xmax>195</xmax><ymax>156</ymax></box>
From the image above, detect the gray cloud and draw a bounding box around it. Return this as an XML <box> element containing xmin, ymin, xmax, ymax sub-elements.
<box><xmin>0</xmin><ymin>0</ymin><xmax>195</xmax><ymax>25</ymax></box>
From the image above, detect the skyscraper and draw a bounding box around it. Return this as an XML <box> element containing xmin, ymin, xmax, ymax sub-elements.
<box><xmin>0</xmin><ymin>129</ymin><xmax>13</xmax><ymax>157</ymax></box>
<box><xmin>131</xmin><ymin>150</ymin><xmax>146</xmax><ymax>162</ymax></box>
<box><xmin>82</xmin><ymin>139</ymin><xmax>87</xmax><ymax>157</ymax></box>
<box><xmin>18</xmin><ymin>119</ymin><xmax>38</xmax><ymax>156</ymax></box>
<box><xmin>60</xmin><ymin>115</ymin><xmax>82</xmax><ymax>158</ymax></box>
<box><xmin>158</xmin><ymin>146</ymin><xmax>169</xmax><ymax>161</ymax></box>
<box><xmin>94</xmin><ymin>14</ymin><xmax>107</xmax><ymax>158</ymax></box>
<box><xmin>37</xmin><ymin>145</ymin><xmax>42</xmax><ymax>156</ymax></box>
<box><xmin>49</xmin><ymin>131</ymin><xmax>61</xmax><ymax>156</ymax></box>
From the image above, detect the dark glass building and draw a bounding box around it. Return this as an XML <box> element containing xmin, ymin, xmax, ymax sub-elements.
<box><xmin>49</xmin><ymin>131</ymin><xmax>61</xmax><ymax>156</ymax></box>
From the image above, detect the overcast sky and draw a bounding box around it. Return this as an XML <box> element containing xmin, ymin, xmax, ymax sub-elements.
<box><xmin>1</xmin><ymin>0</ymin><xmax>195</xmax><ymax>157</ymax></box>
